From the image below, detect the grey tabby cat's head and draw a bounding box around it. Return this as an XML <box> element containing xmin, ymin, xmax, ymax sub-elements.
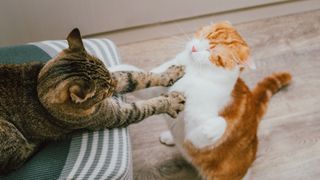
<box><xmin>37</xmin><ymin>28</ymin><xmax>116</xmax><ymax>120</ymax></box>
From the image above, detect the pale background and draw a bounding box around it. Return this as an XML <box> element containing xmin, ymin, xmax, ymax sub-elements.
<box><xmin>0</xmin><ymin>0</ymin><xmax>319</xmax><ymax>46</ymax></box>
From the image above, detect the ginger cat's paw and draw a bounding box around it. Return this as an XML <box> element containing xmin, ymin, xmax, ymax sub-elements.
<box><xmin>163</xmin><ymin>91</ymin><xmax>185</xmax><ymax>118</ymax></box>
<box><xmin>160</xmin><ymin>65</ymin><xmax>185</xmax><ymax>87</ymax></box>
<box><xmin>159</xmin><ymin>131</ymin><xmax>175</xmax><ymax>146</ymax></box>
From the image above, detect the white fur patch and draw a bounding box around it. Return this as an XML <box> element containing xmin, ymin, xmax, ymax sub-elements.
<box><xmin>185</xmin><ymin>116</ymin><xmax>227</xmax><ymax>148</ymax></box>
<box><xmin>155</xmin><ymin>38</ymin><xmax>239</xmax><ymax>150</ymax></box>
<box><xmin>169</xmin><ymin>64</ymin><xmax>238</xmax><ymax>149</ymax></box>
<box><xmin>159</xmin><ymin>131</ymin><xmax>175</xmax><ymax>146</ymax></box>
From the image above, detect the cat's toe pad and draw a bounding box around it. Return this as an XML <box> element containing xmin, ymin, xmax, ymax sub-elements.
<box><xmin>159</xmin><ymin>131</ymin><xmax>175</xmax><ymax>146</ymax></box>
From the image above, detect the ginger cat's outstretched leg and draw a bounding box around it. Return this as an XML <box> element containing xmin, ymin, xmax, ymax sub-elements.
<box><xmin>160</xmin><ymin>131</ymin><xmax>175</xmax><ymax>146</ymax></box>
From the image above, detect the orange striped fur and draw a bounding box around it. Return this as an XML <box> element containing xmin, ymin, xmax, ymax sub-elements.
<box><xmin>184</xmin><ymin>73</ymin><xmax>291</xmax><ymax>179</ymax></box>
<box><xmin>195</xmin><ymin>22</ymin><xmax>250</xmax><ymax>70</ymax></box>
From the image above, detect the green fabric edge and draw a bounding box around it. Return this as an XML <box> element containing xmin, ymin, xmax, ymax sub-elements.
<box><xmin>0</xmin><ymin>44</ymin><xmax>71</xmax><ymax>180</ymax></box>
<box><xmin>0</xmin><ymin>44</ymin><xmax>51</xmax><ymax>64</ymax></box>
<box><xmin>2</xmin><ymin>140</ymin><xmax>72</xmax><ymax>180</ymax></box>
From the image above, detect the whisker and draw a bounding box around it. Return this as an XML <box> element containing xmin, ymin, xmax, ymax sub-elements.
<box><xmin>174</xmin><ymin>24</ymin><xmax>192</xmax><ymax>41</ymax></box>
<box><xmin>166</xmin><ymin>39</ymin><xmax>184</xmax><ymax>46</ymax></box>
<box><xmin>165</xmin><ymin>38</ymin><xmax>188</xmax><ymax>46</ymax></box>
<box><xmin>153</xmin><ymin>23</ymin><xmax>189</xmax><ymax>43</ymax></box>
<box><xmin>163</xmin><ymin>35</ymin><xmax>189</xmax><ymax>51</ymax></box>
<box><xmin>164</xmin><ymin>43</ymin><xmax>185</xmax><ymax>49</ymax></box>
<box><xmin>199</xmin><ymin>54</ymin><xmax>207</xmax><ymax>71</ymax></box>
<box><xmin>168</xmin><ymin>35</ymin><xmax>187</xmax><ymax>42</ymax></box>
<box><xmin>169</xmin><ymin>43</ymin><xmax>185</xmax><ymax>48</ymax></box>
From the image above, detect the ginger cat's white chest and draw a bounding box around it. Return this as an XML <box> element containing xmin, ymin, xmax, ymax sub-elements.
<box><xmin>166</xmin><ymin>66</ymin><xmax>238</xmax><ymax>149</ymax></box>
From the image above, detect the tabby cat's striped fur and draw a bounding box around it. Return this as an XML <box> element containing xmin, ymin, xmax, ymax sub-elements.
<box><xmin>0</xmin><ymin>28</ymin><xmax>185</xmax><ymax>174</ymax></box>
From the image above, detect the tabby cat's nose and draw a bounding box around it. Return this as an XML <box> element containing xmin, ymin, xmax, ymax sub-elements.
<box><xmin>192</xmin><ymin>45</ymin><xmax>197</xmax><ymax>52</ymax></box>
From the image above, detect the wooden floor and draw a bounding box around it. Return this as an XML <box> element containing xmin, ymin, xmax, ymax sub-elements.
<box><xmin>118</xmin><ymin>10</ymin><xmax>320</xmax><ymax>180</ymax></box>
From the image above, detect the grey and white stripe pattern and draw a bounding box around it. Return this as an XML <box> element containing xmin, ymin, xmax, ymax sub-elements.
<box><xmin>31</xmin><ymin>39</ymin><xmax>132</xmax><ymax>180</ymax></box>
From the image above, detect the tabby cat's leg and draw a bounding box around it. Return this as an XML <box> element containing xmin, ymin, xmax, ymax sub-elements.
<box><xmin>0</xmin><ymin>119</ymin><xmax>36</xmax><ymax>174</ymax></box>
<box><xmin>111</xmin><ymin>65</ymin><xmax>185</xmax><ymax>94</ymax></box>
<box><xmin>87</xmin><ymin>91</ymin><xmax>185</xmax><ymax>130</ymax></box>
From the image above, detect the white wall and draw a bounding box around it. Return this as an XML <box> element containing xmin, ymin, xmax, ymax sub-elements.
<box><xmin>0</xmin><ymin>0</ymin><xmax>290</xmax><ymax>46</ymax></box>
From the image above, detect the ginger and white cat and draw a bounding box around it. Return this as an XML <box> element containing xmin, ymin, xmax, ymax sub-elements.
<box><xmin>151</xmin><ymin>22</ymin><xmax>292</xmax><ymax>180</ymax></box>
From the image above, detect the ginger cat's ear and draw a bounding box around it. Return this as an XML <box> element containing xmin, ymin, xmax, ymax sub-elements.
<box><xmin>69</xmin><ymin>79</ymin><xmax>96</xmax><ymax>103</ymax></box>
<box><xmin>67</xmin><ymin>28</ymin><xmax>85</xmax><ymax>51</ymax></box>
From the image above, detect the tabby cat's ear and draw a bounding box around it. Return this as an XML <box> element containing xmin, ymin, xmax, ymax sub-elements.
<box><xmin>69</xmin><ymin>79</ymin><xmax>96</xmax><ymax>103</ymax></box>
<box><xmin>67</xmin><ymin>28</ymin><xmax>85</xmax><ymax>51</ymax></box>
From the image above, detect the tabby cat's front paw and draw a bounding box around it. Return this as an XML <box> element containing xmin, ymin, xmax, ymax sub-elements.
<box><xmin>161</xmin><ymin>65</ymin><xmax>185</xmax><ymax>87</ymax></box>
<box><xmin>163</xmin><ymin>91</ymin><xmax>185</xmax><ymax>118</ymax></box>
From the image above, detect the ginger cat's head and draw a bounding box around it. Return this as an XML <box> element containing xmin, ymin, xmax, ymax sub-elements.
<box><xmin>37</xmin><ymin>28</ymin><xmax>116</xmax><ymax>120</ymax></box>
<box><xmin>186</xmin><ymin>21</ymin><xmax>255</xmax><ymax>70</ymax></box>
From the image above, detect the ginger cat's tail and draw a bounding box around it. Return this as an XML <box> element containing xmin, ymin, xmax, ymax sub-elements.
<box><xmin>252</xmin><ymin>72</ymin><xmax>292</xmax><ymax>121</ymax></box>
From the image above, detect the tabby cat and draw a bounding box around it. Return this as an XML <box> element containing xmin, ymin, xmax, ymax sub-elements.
<box><xmin>0</xmin><ymin>28</ymin><xmax>185</xmax><ymax>174</ymax></box>
<box><xmin>152</xmin><ymin>22</ymin><xmax>292</xmax><ymax>180</ymax></box>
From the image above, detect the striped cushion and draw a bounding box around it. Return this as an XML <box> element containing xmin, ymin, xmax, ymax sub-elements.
<box><xmin>0</xmin><ymin>39</ymin><xmax>133</xmax><ymax>180</ymax></box>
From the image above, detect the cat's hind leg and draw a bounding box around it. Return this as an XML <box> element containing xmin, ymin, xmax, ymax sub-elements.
<box><xmin>159</xmin><ymin>131</ymin><xmax>175</xmax><ymax>146</ymax></box>
<box><xmin>0</xmin><ymin>119</ymin><xmax>37</xmax><ymax>174</ymax></box>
